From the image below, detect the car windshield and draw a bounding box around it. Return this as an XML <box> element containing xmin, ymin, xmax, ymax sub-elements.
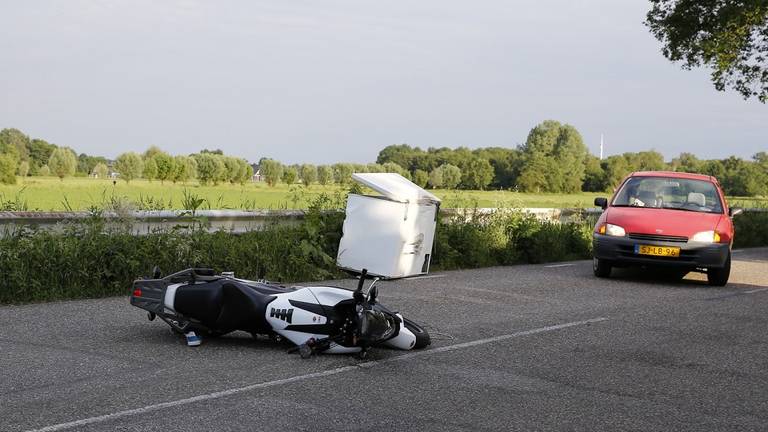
<box><xmin>612</xmin><ymin>176</ymin><xmax>723</xmax><ymax>214</ymax></box>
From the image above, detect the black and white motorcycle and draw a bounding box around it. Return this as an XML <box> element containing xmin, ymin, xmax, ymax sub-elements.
<box><xmin>130</xmin><ymin>268</ymin><xmax>430</xmax><ymax>358</ymax></box>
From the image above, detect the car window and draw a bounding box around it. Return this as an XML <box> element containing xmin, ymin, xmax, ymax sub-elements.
<box><xmin>612</xmin><ymin>177</ymin><xmax>723</xmax><ymax>213</ymax></box>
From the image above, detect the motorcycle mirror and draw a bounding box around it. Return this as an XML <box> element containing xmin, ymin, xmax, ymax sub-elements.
<box><xmin>368</xmin><ymin>284</ymin><xmax>378</xmax><ymax>305</ymax></box>
<box><xmin>356</xmin><ymin>269</ymin><xmax>368</xmax><ymax>293</ymax></box>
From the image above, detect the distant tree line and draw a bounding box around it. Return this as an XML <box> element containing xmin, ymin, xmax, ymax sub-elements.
<box><xmin>1</xmin><ymin>124</ymin><xmax>766</xmax><ymax>197</ymax></box>
<box><xmin>374</xmin><ymin>121</ymin><xmax>768</xmax><ymax>197</ymax></box>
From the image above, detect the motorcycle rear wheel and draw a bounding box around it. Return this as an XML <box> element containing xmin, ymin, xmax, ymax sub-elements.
<box><xmin>403</xmin><ymin>318</ymin><xmax>431</xmax><ymax>349</ymax></box>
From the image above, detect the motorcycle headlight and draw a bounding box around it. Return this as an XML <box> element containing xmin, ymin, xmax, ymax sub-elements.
<box><xmin>691</xmin><ymin>231</ymin><xmax>720</xmax><ymax>243</ymax></box>
<box><xmin>600</xmin><ymin>223</ymin><xmax>626</xmax><ymax>237</ymax></box>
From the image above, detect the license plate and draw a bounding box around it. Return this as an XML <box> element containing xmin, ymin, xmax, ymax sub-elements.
<box><xmin>634</xmin><ymin>244</ymin><xmax>680</xmax><ymax>257</ymax></box>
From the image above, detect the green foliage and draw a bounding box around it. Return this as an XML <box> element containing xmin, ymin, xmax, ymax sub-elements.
<box><xmin>646</xmin><ymin>0</ymin><xmax>768</xmax><ymax>102</ymax></box>
<box><xmin>733</xmin><ymin>210</ymin><xmax>768</xmax><ymax>248</ymax></box>
<box><xmin>439</xmin><ymin>164</ymin><xmax>462</xmax><ymax>189</ymax></box>
<box><xmin>0</xmin><ymin>153</ymin><xmax>17</xmax><ymax>185</ymax></box>
<box><xmin>153</xmin><ymin>152</ymin><xmax>176</xmax><ymax>183</ymax></box>
<box><xmin>114</xmin><ymin>152</ymin><xmax>144</xmax><ymax>183</ymax></box>
<box><xmin>332</xmin><ymin>163</ymin><xmax>354</xmax><ymax>185</ymax></box>
<box><xmin>0</xmin><ymin>128</ymin><xmax>30</xmax><ymax>162</ymax></box>
<box><xmin>282</xmin><ymin>166</ymin><xmax>298</xmax><ymax>184</ymax></box>
<box><xmin>260</xmin><ymin>159</ymin><xmax>283</xmax><ymax>187</ymax></box>
<box><xmin>460</xmin><ymin>157</ymin><xmax>494</xmax><ymax>190</ymax></box>
<box><xmin>317</xmin><ymin>165</ymin><xmax>334</xmax><ymax>185</ymax></box>
<box><xmin>27</xmin><ymin>138</ymin><xmax>56</xmax><ymax>174</ymax></box>
<box><xmin>412</xmin><ymin>169</ymin><xmax>429</xmax><ymax>188</ymax></box>
<box><xmin>17</xmin><ymin>161</ymin><xmax>30</xmax><ymax>177</ymax></box>
<box><xmin>92</xmin><ymin>162</ymin><xmax>109</xmax><ymax>179</ymax></box>
<box><xmin>194</xmin><ymin>153</ymin><xmax>221</xmax><ymax>185</ymax></box>
<box><xmin>300</xmin><ymin>164</ymin><xmax>317</xmax><ymax>186</ymax></box>
<box><xmin>38</xmin><ymin>165</ymin><xmax>50</xmax><ymax>177</ymax></box>
<box><xmin>142</xmin><ymin>157</ymin><xmax>158</xmax><ymax>181</ymax></box>
<box><xmin>518</xmin><ymin>120</ymin><xmax>588</xmax><ymax>193</ymax></box>
<box><xmin>77</xmin><ymin>153</ymin><xmax>108</xmax><ymax>175</ymax></box>
<box><xmin>48</xmin><ymin>147</ymin><xmax>77</xmax><ymax>180</ymax></box>
<box><xmin>428</xmin><ymin>166</ymin><xmax>443</xmax><ymax>188</ymax></box>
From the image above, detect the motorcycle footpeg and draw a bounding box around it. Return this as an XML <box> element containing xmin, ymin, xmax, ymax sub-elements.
<box><xmin>298</xmin><ymin>343</ymin><xmax>313</xmax><ymax>359</ymax></box>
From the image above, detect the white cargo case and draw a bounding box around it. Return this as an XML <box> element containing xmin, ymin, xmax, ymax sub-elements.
<box><xmin>336</xmin><ymin>173</ymin><xmax>441</xmax><ymax>279</ymax></box>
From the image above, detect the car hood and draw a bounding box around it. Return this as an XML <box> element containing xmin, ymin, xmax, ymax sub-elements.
<box><xmin>606</xmin><ymin>207</ymin><xmax>723</xmax><ymax>238</ymax></box>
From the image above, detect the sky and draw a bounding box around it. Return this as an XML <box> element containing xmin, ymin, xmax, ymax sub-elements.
<box><xmin>0</xmin><ymin>0</ymin><xmax>765</xmax><ymax>164</ymax></box>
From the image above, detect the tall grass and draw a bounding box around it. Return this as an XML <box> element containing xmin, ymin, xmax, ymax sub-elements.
<box><xmin>1</xmin><ymin>196</ymin><xmax>766</xmax><ymax>305</ymax></box>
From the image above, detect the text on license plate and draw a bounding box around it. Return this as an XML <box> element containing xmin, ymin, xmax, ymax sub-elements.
<box><xmin>634</xmin><ymin>244</ymin><xmax>680</xmax><ymax>257</ymax></box>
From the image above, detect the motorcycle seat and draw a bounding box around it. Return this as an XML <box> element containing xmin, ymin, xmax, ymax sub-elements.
<box><xmin>173</xmin><ymin>281</ymin><xmax>275</xmax><ymax>333</ymax></box>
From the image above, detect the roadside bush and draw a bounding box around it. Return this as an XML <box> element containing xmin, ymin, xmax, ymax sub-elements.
<box><xmin>733</xmin><ymin>210</ymin><xmax>768</xmax><ymax>248</ymax></box>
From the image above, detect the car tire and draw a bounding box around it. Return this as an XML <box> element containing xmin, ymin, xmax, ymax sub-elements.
<box><xmin>707</xmin><ymin>253</ymin><xmax>731</xmax><ymax>287</ymax></box>
<box><xmin>593</xmin><ymin>257</ymin><xmax>612</xmax><ymax>278</ymax></box>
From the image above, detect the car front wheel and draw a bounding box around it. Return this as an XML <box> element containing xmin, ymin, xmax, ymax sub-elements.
<box><xmin>707</xmin><ymin>253</ymin><xmax>731</xmax><ymax>286</ymax></box>
<box><xmin>593</xmin><ymin>257</ymin><xmax>612</xmax><ymax>278</ymax></box>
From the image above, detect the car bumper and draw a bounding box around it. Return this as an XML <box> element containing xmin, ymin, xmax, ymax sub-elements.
<box><xmin>593</xmin><ymin>234</ymin><xmax>730</xmax><ymax>268</ymax></box>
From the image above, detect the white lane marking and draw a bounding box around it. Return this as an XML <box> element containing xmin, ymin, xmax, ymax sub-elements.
<box><xmin>406</xmin><ymin>274</ymin><xmax>446</xmax><ymax>280</ymax></box>
<box><xmin>544</xmin><ymin>263</ymin><xmax>575</xmax><ymax>268</ymax></box>
<box><xmin>742</xmin><ymin>288</ymin><xmax>768</xmax><ymax>294</ymax></box>
<box><xmin>24</xmin><ymin>317</ymin><xmax>608</xmax><ymax>432</ymax></box>
<box><xmin>732</xmin><ymin>249</ymin><xmax>744</xmax><ymax>254</ymax></box>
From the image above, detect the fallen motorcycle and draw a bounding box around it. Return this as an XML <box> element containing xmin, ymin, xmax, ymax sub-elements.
<box><xmin>130</xmin><ymin>268</ymin><xmax>430</xmax><ymax>358</ymax></box>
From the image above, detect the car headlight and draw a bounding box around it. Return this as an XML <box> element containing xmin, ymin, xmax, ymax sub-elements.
<box><xmin>691</xmin><ymin>231</ymin><xmax>720</xmax><ymax>243</ymax></box>
<box><xmin>599</xmin><ymin>223</ymin><xmax>626</xmax><ymax>237</ymax></box>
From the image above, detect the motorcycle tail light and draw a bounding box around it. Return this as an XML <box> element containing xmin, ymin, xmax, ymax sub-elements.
<box><xmin>133</xmin><ymin>288</ymin><xmax>142</xmax><ymax>297</ymax></box>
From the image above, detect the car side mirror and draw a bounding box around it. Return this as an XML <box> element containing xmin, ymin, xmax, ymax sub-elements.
<box><xmin>594</xmin><ymin>197</ymin><xmax>608</xmax><ymax>210</ymax></box>
<box><xmin>729</xmin><ymin>207</ymin><xmax>743</xmax><ymax>217</ymax></box>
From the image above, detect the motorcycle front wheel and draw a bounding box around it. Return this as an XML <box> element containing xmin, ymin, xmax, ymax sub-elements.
<box><xmin>403</xmin><ymin>318</ymin><xmax>431</xmax><ymax>349</ymax></box>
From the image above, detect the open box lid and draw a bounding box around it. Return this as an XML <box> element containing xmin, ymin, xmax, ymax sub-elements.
<box><xmin>351</xmin><ymin>173</ymin><xmax>441</xmax><ymax>205</ymax></box>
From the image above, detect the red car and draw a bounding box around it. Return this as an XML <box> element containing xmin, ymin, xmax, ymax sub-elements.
<box><xmin>592</xmin><ymin>171</ymin><xmax>741</xmax><ymax>286</ymax></box>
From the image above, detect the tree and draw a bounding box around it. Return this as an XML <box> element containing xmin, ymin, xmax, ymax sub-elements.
<box><xmin>143</xmin><ymin>145</ymin><xmax>164</xmax><ymax>160</ymax></box>
<box><xmin>582</xmin><ymin>155</ymin><xmax>607</xmax><ymax>192</ymax></box>
<box><xmin>48</xmin><ymin>147</ymin><xmax>77</xmax><ymax>180</ymax></box>
<box><xmin>143</xmin><ymin>157</ymin><xmax>158</xmax><ymax>181</ymax></box>
<box><xmin>460</xmin><ymin>158</ymin><xmax>494</xmax><ymax>190</ymax></box>
<box><xmin>153</xmin><ymin>152</ymin><xmax>176</xmax><ymax>183</ymax></box>
<box><xmin>0</xmin><ymin>128</ymin><xmax>30</xmax><ymax>162</ymax></box>
<box><xmin>376</xmin><ymin>144</ymin><xmax>417</xmax><ymax>170</ymax></box>
<box><xmin>27</xmin><ymin>138</ymin><xmax>56</xmax><ymax>174</ymax></box>
<box><xmin>428</xmin><ymin>166</ymin><xmax>443</xmax><ymax>189</ymax></box>
<box><xmin>92</xmin><ymin>162</ymin><xmax>109</xmax><ymax>179</ymax></box>
<box><xmin>114</xmin><ymin>152</ymin><xmax>144</xmax><ymax>183</ymax></box>
<box><xmin>38</xmin><ymin>165</ymin><xmax>51</xmax><ymax>177</ymax></box>
<box><xmin>17</xmin><ymin>161</ymin><xmax>29</xmax><ymax>177</ymax></box>
<box><xmin>382</xmin><ymin>162</ymin><xmax>411</xmax><ymax>180</ymax></box>
<box><xmin>333</xmin><ymin>163</ymin><xmax>354</xmax><ymax>185</ymax></box>
<box><xmin>171</xmin><ymin>156</ymin><xmax>195</xmax><ymax>183</ymax></box>
<box><xmin>0</xmin><ymin>154</ymin><xmax>16</xmax><ymax>184</ymax></box>
<box><xmin>670</xmin><ymin>152</ymin><xmax>702</xmax><ymax>173</ymax></box>
<box><xmin>282</xmin><ymin>166</ymin><xmax>298</xmax><ymax>184</ymax></box>
<box><xmin>260</xmin><ymin>159</ymin><xmax>283</xmax><ymax>187</ymax></box>
<box><xmin>300</xmin><ymin>164</ymin><xmax>317</xmax><ymax>186</ymax></box>
<box><xmin>317</xmin><ymin>165</ymin><xmax>334</xmax><ymax>185</ymax></box>
<box><xmin>412</xmin><ymin>169</ymin><xmax>429</xmax><ymax>188</ymax></box>
<box><xmin>440</xmin><ymin>164</ymin><xmax>462</xmax><ymax>189</ymax></box>
<box><xmin>518</xmin><ymin>120</ymin><xmax>588</xmax><ymax>192</ymax></box>
<box><xmin>646</xmin><ymin>1</ymin><xmax>768</xmax><ymax>102</ymax></box>
<box><xmin>194</xmin><ymin>153</ymin><xmax>219</xmax><ymax>185</ymax></box>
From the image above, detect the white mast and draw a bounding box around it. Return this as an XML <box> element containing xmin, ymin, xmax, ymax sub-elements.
<box><xmin>599</xmin><ymin>134</ymin><xmax>604</xmax><ymax>160</ymax></box>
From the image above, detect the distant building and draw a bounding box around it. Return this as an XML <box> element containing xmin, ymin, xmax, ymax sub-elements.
<box><xmin>251</xmin><ymin>164</ymin><xmax>262</xmax><ymax>182</ymax></box>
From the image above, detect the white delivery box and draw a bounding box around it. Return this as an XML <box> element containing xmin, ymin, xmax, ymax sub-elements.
<box><xmin>336</xmin><ymin>173</ymin><xmax>441</xmax><ymax>279</ymax></box>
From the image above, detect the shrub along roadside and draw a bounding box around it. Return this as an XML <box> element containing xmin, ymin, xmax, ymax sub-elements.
<box><xmin>0</xmin><ymin>203</ymin><xmax>766</xmax><ymax>305</ymax></box>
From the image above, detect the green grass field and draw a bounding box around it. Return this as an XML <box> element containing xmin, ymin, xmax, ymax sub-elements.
<box><xmin>0</xmin><ymin>177</ymin><xmax>764</xmax><ymax>211</ymax></box>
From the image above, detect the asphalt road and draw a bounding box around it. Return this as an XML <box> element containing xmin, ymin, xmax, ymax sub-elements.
<box><xmin>2</xmin><ymin>248</ymin><xmax>768</xmax><ymax>432</ymax></box>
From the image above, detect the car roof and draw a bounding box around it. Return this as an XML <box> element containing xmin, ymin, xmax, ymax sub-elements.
<box><xmin>626</xmin><ymin>171</ymin><xmax>716</xmax><ymax>183</ymax></box>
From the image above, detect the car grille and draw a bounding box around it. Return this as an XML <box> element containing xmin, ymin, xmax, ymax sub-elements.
<box><xmin>628</xmin><ymin>233</ymin><xmax>689</xmax><ymax>243</ymax></box>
